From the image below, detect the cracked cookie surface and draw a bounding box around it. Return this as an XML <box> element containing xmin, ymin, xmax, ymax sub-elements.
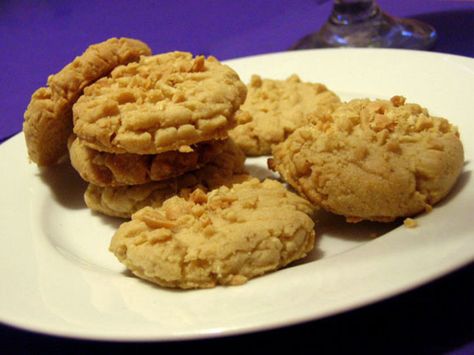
<box><xmin>23</xmin><ymin>37</ymin><xmax>151</xmax><ymax>166</ymax></box>
<box><xmin>271</xmin><ymin>96</ymin><xmax>464</xmax><ymax>222</ymax></box>
<box><xmin>85</xmin><ymin>139</ymin><xmax>248</xmax><ymax>218</ymax></box>
<box><xmin>109</xmin><ymin>178</ymin><xmax>316</xmax><ymax>289</ymax></box>
<box><xmin>69</xmin><ymin>136</ymin><xmax>226</xmax><ymax>186</ymax></box>
<box><xmin>229</xmin><ymin>74</ymin><xmax>340</xmax><ymax>156</ymax></box>
<box><xmin>73</xmin><ymin>51</ymin><xmax>247</xmax><ymax>154</ymax></box>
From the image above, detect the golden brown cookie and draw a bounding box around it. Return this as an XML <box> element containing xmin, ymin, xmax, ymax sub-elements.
<box><xmin>229</xmin><ymin>74</ymin><xmax>340</xmax><ymax>156</ymax></box>
<box><xmin>84</xmin><ymin>139</ymin><xmax>248</xmax><ymax>218</ymax></box>
<box><xmin>68</xmin><ymin>136</ymin><xmax>226</xmax><ymax>186</ymax></box>
<box><xmin>271</xmin><ymin>96</ymin><xmax>464</xmax><ymax>222</ymax></box>
<box><xmin>23</xmin><ymin>37</ymin><xmax>151</xmax><ymax>166</ymax></box>
<box><xmin>73</xmin><ymin>52</ymin><xmax>247</xmax><ymax>154</ymax></box>
<box><xmin>109</xmin><ymin>178</ymin><xmax>316</xmax><ymax>289</ymax></box>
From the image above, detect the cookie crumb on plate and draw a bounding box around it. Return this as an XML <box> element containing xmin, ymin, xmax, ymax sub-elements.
<box><xmin>403</xmin><ymin>218</ymin><xmax>418</xmax><ymax>228</ymax></box>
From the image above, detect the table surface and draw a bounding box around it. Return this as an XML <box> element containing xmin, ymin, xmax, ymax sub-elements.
<box><xmin>1</xmin><ymin>0</ymin><xmax>473</xmax><ymax>353</ymax></box>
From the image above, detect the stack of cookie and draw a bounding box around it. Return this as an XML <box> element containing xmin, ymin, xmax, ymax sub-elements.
<box><xmin>24</xmin><ymin>39</ymin><xmax>249</xmax><ymax>219</ymax></box>
<box><xmin>69</xmin><ymin>51</ymin><xmax>249</xmax><ymax>218</ymax></box>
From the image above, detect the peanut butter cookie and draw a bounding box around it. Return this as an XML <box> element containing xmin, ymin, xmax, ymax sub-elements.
<box><xmin>69</xmin><ymin>136</ymin><xmax>226</xmax><ymax>186</ymax></box>
<box><xmin>109</xmin><ymin>178</ymin><xmax>316</xmax><ymax>289</ymax></box>
<box><xmin>229</xmin><ymin>74</ymin><xmax>340</xmax><ymax>156</ymax></box>
<box><xmin>73</xmin><ymin>52</ymin><xmax>247</xmax><ymax>154</ymax></box>
<box><xmin>271</xmin><ymin>96</ymin><xmax>464</xmax><ymax>222</ymax></box>
<box><xmin>85</xmin><ymin>139</ymin><xmax>248</xmax><ymax>218</ymax></box>
<box><xmin>23</xmin><ymin>37</ymin><xmax>151</xmax><ymax>166</ymax></box>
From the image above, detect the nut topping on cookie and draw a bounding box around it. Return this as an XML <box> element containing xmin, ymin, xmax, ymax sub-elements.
<box><xmin>73</xmin><ymin>52</ymin><xmax>247</xmax><ymax>154</ymax></box>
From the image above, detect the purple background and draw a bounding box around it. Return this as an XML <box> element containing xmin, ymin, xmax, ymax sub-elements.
<box><xmin>0</xmin><ymin>0</ymin><xmax>473</xmax><ymax>353</ymax></box>
<box><xmin>1</xmin><ymin>0</ymin><xmax>473</xmax><ymax>142</ymax></box>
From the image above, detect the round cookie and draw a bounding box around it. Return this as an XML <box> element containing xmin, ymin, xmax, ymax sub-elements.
<box><xmin>109</xmin><ymin>178</ymin><xmax>316</xmax><ymax>289</ymax></box>
<box><xmin>73</xmin><ymin>52</ymin><xmax>247</xmax><ymax>154</ymax></box>
<box><xmin>23</xmin><ymin>37</ymin><xmax>151</xmax><ymax>166</ymax></box>
<box><xmin>69</xmin><ymin>136</ymin><xmax>226</xmax><ymax>186</ymax></box>
<box><xmin>271</xmin><ymin>96</ymin><xmax>464</xmax><ymax>223</ymax></box>
<box><xmin>229</xmin><ymin>74</ymin><xmax>340</xmax><ymax>156</ymax></box>
<box><xmin>85</xmin><ymin>139</ymin><xmax>248</xmax><ymax>218</ymax></box>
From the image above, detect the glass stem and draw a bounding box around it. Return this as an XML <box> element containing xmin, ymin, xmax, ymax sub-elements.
<box><xmin>331</xmin><ymin>0</ymin><xmax>380</xmax><ymax>25</ymax></box>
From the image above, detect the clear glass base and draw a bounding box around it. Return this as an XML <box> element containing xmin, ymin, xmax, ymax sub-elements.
<box><xmin>292</xmin><ymin>6</ymin><xmax>437</xmax><ymax>50</ymax></box>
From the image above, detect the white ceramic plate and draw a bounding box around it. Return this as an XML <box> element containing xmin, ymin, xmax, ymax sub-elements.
<box><xmin>1</xmin><ymin>49</ymin><xmax>473</xmax><ymax>341</ymax></box>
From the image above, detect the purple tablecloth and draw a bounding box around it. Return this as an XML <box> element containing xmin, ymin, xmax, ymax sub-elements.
<box><xmin>1</xmin><ymin>0</ymin><xmax>473</xmax><ymax>353</ymax></box>
<box><xmin>1</xmin><ymin>0</ymin><xmax>473</xmax><ymax>143</ymax></box>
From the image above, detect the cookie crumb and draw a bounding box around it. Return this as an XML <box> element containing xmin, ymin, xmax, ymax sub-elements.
<box><xmin>391</xmin><ymin>95</ymin><xmax>406</xmax><ymax>107</ymax></box>
<box><xmin>403</xmin><ymin>218</ymin><xmax>418</xmax><ymax>228</ymax></box>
